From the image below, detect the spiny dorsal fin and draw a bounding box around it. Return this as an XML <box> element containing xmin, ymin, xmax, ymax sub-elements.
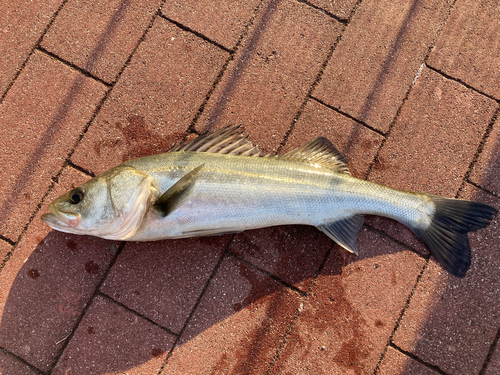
<box><xmin>154</xmin><ymin>164</ymin><xmax>204</xmax><ymax>217</ymax></box>
<box><xmin>170</xmin><ymin>126</ymin><xmax>264</xmax><ymax>157</ymax></box>
<box><xmin>284</xmin><ymin>137</ymin><xmax>350</xmax><ymax>174</ymax></box>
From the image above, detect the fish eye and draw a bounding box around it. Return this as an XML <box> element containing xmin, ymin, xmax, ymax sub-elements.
<box><xmin>68</xmin><ymin>188</ymin><xmax>84</xmax><ymax>204</ymax></box>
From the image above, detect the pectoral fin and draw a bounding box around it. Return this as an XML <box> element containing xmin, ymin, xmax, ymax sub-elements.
<box><xmin>154</xmin><ymin>164</ymin><xmax>204</xmax><ymax>217</ymax></box>
<box><xmin>318</xmin><ymin>215</ymin><xmax>364</xmax><ymax>255</ymax></box>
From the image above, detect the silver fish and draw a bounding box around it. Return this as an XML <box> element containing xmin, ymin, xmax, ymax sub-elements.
<box><xmin>42</xmin><ymin>126</ymin><xmax>497</xmax><ymax>277</ymax></box>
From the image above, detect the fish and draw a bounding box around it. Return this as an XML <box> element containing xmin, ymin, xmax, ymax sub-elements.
<box><xmin>41</xmin><ymin>126</ymin><xmax>497</xmax><ymax>277</ymax></box>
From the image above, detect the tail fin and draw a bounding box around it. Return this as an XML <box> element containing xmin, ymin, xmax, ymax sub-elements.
<box><xmin>412</xmin><ymin>195</ymin><xmax>497</xmax><ymax>278</ymax></box>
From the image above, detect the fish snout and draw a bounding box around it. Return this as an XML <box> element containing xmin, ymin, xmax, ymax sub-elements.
<box><xmin>42</xmin><ymin>207</ymin><xmax>81</xmax><ymax>229</ymax></box>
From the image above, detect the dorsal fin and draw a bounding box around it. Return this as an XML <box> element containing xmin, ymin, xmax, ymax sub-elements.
<box><xmin>170</xmin><ymin>126</ymin><xmax>264</xmax><ymax>157</ymax></box>
<box><xmin>284</xmin><ymin>137</ymin><xmax>350</xmax><ymax>174</ymax></box>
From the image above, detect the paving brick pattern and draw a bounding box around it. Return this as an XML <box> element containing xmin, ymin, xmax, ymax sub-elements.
<box><xmin>0</xmin><ymin>0</ymin><xmax>499</xmax><ymax>374</ymax></box>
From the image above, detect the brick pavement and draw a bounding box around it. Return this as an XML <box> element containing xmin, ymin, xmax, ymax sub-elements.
<box><xmin>0</xmin><ymin>0</ymin><xmax>499</xmax><ymax>374</ymax></box>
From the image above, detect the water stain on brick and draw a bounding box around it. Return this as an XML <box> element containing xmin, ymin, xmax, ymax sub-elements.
<box><xmin>87</xmin><ymin>326</ymin><xmax>95</xmax><ymax>334</ymax></box>
<box><xmin>85</xmin><ymin>260</ymin><xmax>99</xmax><ymax>274</ymax></box>
<box><xmin>112</xmin><ymin>116</ymin><xmax>185</xmax><ymax>162</ymax></box>
<box><xmin>275</xmin><ymin>249</ymin><xmax>374</xmax><ymax>374</ymax></box>
<box><xmin>375</xmin><ymin>319</ymin><xmax>384</xmax><ymax>328</ymax></box>
<box><xmin>151</xmin><ymin>347</ymin><xmax>164</xmax><ymax>357</ymax></box>
<box><xmin>372</xmin><ymin>155</ymin><xmax>388</xmax><ymax>172</ymax></box>
<box><xmin>93</xmin><ymin>137</ymin><xmax>120</xmax><ymax>156</ymax></box>
<box><xmin>66</xmin><ymin>239</ymin><xmax>77</xmax><ymax>251</ymax></box>
<box><xmin>27</xmin><ymin>268</ymin><xmax>40</xmax><ymax>279</ymax></box>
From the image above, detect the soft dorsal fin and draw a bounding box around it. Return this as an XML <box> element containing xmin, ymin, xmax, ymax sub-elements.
<box><xmin>284</xmin><ymin>137</ymin><xmax>350</xmax><ymax>174</ymax></box>
<box><xmin>154</xmin><ymin>164</ymin><xmax>204</xmax><ymax>217</ymax></box>
<box><xmin>170</xmin><ymin>126</ymin><xmax>264</xmax><ymax>157</ymax></box>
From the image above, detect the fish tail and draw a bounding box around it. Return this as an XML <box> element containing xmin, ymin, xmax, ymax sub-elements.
<box><xmin>411</xmin><ymin>195</ymin><xmax>497</xmax><ymax>278</ymax></box>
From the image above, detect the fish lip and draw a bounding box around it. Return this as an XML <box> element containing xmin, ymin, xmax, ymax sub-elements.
<box><xmin>42</xmin><ymin>206</ymin><xmax>80</xmax><ymax>228</ymax></box>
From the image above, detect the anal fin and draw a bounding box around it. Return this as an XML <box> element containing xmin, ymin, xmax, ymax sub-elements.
<box><xmin>318</xmin><ymin>215</ymin><xmax>364</xmax><ymax>255</ymax></box>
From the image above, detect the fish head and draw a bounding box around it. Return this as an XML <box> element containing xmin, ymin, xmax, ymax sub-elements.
<box><xmin>41</xmin><ymin>166</ymin><xmax>156</xmax><ymax>240</ymax></box>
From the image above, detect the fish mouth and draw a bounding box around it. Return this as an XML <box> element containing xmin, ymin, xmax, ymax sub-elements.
<box><xmin>41</xmin><ymin>206</ymin><xmax>81</xmax><ymax>230</ymax></box>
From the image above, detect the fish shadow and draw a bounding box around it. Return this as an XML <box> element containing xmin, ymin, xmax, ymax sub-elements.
<box><xmin>0</xmin><ymin>219</ymin><xmax>427</xmax><ymax>374</ymax></box>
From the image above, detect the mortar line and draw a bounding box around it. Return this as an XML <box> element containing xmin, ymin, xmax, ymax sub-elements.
<box><xmin>0</xmin><ymin>235</ymin><xmax>15</xmax><ymax>247</ymax></box>
<box><xmin>47</xmin><ymin>241</ymin><xmax>128</xmax><ymax>372</ymax></box>
<box><xmin>365</xmin><ymin>0</ymin><xmax>460</xmax><ymax>180</ymax></box>
<box><xmin>0</xmin><ymin>0</ymin><xmax>70</xmax><ymax>104</ymax></box>
<box><xmin>277</xmin><ymin>0</ymin><xmax>366</xmax><ymax>154</ymax></box>
<box><xmin>97</xmin><ymin>291</ymin><xmax>179</xmax><ymax>337</ymax></box>
<box><xmin>227</xmin><ymin>251</ymin><xmax>307</xmax><ymax>297</ymax></box>
<box><xmin>67</xmin><ymin>160</ymin><xmax>96</xmax><ymax>178</ymax></box>
<box><xmin>310</xmin><ymin>96</ymin><xmax>387</xmax><ymax>137</ymax></box>
<box><xmin>479</xmin><ymin>326</ymin><xmax>500</xmax><ymax>374</ymax></box>
<box><xmin>277</xmin><ymin>22</ymin><xmax>345</xmax><ymax>154</ymax></box>
<box><xmin>296</xmin><ymin>0</ymin><xmax>348</xmax><ymax>24</ymax></box>
<box><xmin>185</xmin><ymin>0</ymin><xmax>269</xmax><ymax>134</ymax></box>
<box><xmin>36</xmin><ymin>47</ymin><xmax>112</xmax><ymax>87</ymax></box>
<box><xmin>157</xmin><ymin>239</ymin><xmax>233</xmax><ymax>374</ymax></box>
<box><xmin>159</xmin><ymin>15</ymin><xmax>233</xmax><ymax>53</ymax></box>
<box><xmin>389</xmin><ymin>342</ymin><xmax>447</xmax><ymax>374</ymax></box>
<box><xmin>371</xmin><ymin>1</ymin><xmax>491</xmax><ymax>369</ymax></box>
<box><xmin>265</xmin><ymin>243</ymin><xmax>336</xmax><ymax>373</ymax></box>
<box><xmin>426</xmin><ymin>65</ymin><xmax>500</xmax><ymax>103</ymax></box>
<box><xmin>363</xmin><ymin>224</ymin><xmax>428</xmax><ymax>260</ymax></box>
<box><xmin>372</xmin><ymin>256</ymin><xmax>431</xmax><ymax>374</ymax></box>
<box><xmin>457</xmin><ymin>106</ymin><xmax>499</xmax><ymax>198</ymax></box>
<box><xmin>466</xmin><ymin>180</ymin><xmax>500</xmax><ymax>199</ymax></box>
<box><xmin>0</xmin><ymin>346</ymin><xmax>47</xmax><ymax>375</ymax></box>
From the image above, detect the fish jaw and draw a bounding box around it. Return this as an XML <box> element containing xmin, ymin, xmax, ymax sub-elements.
<box><xmin>41</xmin><ymin>206</ymin><xmax>81</xmax><ymax>232</ymax></box>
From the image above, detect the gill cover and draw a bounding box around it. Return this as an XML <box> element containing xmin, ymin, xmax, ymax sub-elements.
<box><xmin>99</xmin><ymin>167</ymin><xmax>155</xmax><ymax>240</ymax></box>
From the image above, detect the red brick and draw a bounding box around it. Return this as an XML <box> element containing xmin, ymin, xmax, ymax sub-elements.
<box><xmin>52</xmin><ymin>295</ymin><xmax>176</xmax><ymax>375</ymax></box>
<box><xmin>0</xmin><ymin>0</ymin><xmax>62</xmax><ymax>95</ymax></box>
<box><xmin>0</xmin><ymin>351</ymin><xmax>39</xmax><ymax>375</ymax></box>
<box><xmin>195</xmin><ymin>0</ymin><xmax>342</xmax><ymax>153</ymax></box>
<box><xmin>229</xmin><ymin>225</ymin><xmax>330</xmax><ymax>292</ymax></box>
<box><xmin>306</xmin><ymin>0</ymin><xmax>358</xmax><ymax>19</ymax></box>
<box><xmin>284</xmin><ymin>98</ymin><xmax>384</xmax><ymax>178</ymax></box>
<box><xmin>427</xmin><ymin>0</ymin><xmax>500</xmax><ymax>99</ymax></box>
<box><xmin>162</xmin><ymin>0</ymin><xmax>261</xmax><ymax>50</ymax></box>
<box><xmin>0</xmin><ymin>51</ymin><xmax>107</xmax><ymax>242</ymax></box>
<box><xmin>470</xmin><ymin>116</ymin><xmax>500</xmax><ymax>196</ymax></box>
<box><xmin>485</xmin><ymin>343</ymin><xmax>500</xmax><ymax>375</ymax></box>
<box><xmin>378</xmin><ymin>346</ymin><xmax>439</xmax><ymax>375</ymax></box>
<box><xmin>369</xmin><ymin>67</ymin><xmax>496</xmax><ymax>196</ymax></box>
<box><xmin>101</xmin><ymin>236</ymin><xmax>229</xmax><ymax>334</ymax></box>
<box><xmin>393</xmin><ymin>185</ymin><xmax>500</xmax><ymax>374</ymax></box>
<box><xmin>41</xmin><ymin>0</ymin><xmax>161</xmax><ymax>83</ymax></box>
<box><xmin>71</xmin><ymin>17</ymin><xmax>229</xmax><ymax>176</ymax></box>
<box><xmin>163</xmin><ymin>255</ymin><xmax>301</xmax><ymax>375</ymax></box>
<box><xmin>0</xmin><ymin>239</ymin><xmax>11</xmax><ymax>264</ymax></box>
<box><xmin>314</xmin><ymin>0</ymin><xmax>452</xmax><ymax>132</ymax></box>
<box><xmin>364</xmin><ymin>216</ymin><xmax>429</xmax><ymax>256</ymax></box>
<box><xmin>0</xmin><ymin>167</ymin><xmax>117</xmax><ymax>371</ymax></box>
<box><xmin>270</xmin><ymin>227</ymin><xmax>424</xmax><ymax>374</ymax></box>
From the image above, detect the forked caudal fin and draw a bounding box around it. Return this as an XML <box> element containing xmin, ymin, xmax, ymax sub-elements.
<box><xmin>411</xmin><ymin>195</ymin><xmax>497</xmax><ymax>278</ymax></box>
